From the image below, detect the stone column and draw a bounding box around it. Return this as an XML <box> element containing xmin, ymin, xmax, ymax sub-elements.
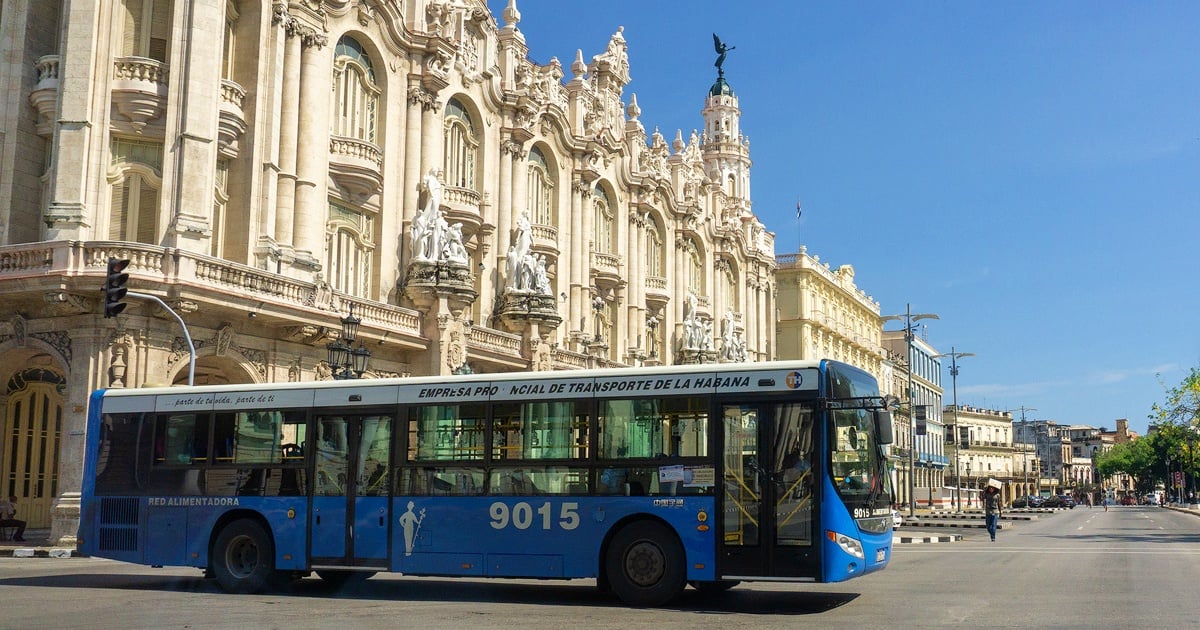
<box><xmin>273</xmin><ymin>23</ymin><xmax>303</xmax><ymax>262</ymax></box>
<box><xmin>419</xmin><ymin>91</ymin><xmax>441</xmax><ymax>184</ymax></box>
<box><xmin>401</xmin><ymin>78</ymin><xmax>425</xmax><ymax>271</ymax></box>
<box><xmin>626</xmin><ymin>211</ymin><xmax>642</xmax><ymax>352</ymax></box>
<box><xmin>568</xmin><ymin>179</ymin><xmax>589</xmax><ymax>339</ymax></box>
<box><xmin>292</xmin><ymin>30</ymin><xmax>331</xmax><ymax>273</ymax></box>
<box><xmin>162</xmin><ymin>0</ymin><xmax>223</xmax><ymax>252</ymax></box>
<box><xmin>495</xmin><ymin>139</ymin><xmax>515</xmax><ymax>296</ymax></box>
<box><xmin>50</xmin><ymin>324</ymin><xmax>108</xmax><ymax>546</ymax></box>
<box><xmin>43</xmin><ymin>0</ymin><xmax>105</xmax><ymax>239</ymax></box>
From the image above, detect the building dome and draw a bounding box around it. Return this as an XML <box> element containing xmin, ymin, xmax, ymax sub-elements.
<box><xmin>708</xmin><ymin>76</ymin><xmax>734</xmax><ymax>97</ymax></box>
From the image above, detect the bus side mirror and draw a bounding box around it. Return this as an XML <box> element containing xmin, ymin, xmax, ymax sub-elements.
<box><xmin>874</xmin><ymin>410</ymin><xmax>894</xmax><ymax>445</ymax></box>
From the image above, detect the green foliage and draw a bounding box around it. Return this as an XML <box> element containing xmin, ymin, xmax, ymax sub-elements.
<box><xmin>1132</xmin><ymin>366</ymin><xmax>1200</xmax><ymax>496</ymax></box>
<box><xmin>1152</xmin><ymin>366</ymin><xmax>1200</xmax><ymax>426</ymax></box>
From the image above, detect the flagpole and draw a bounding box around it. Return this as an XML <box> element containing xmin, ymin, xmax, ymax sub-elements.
<box><xmin>795</xmin><ymin>198</ymin><xmax>803</xmax><ymax>252</ymax></box>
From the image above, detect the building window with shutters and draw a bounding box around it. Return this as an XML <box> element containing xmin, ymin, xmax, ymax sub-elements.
<box><xmin>120</xmin><ymin>0</ymin><xmax>173</xmax><ymax>62</ymax></box>
<box><xmin>108</xmin><ymin>138</ymin><xmax>164</xmax><ymax>244</ymax></box>
<box><xmin>443</xmin><ymin>99</ymin><xmax>478</xmax><ymax>191</ymax></box>
<box><xmin>593</xmin><ymin>187</ymin><xmax>613</xmax><ymax>254</ymax></box>
<box><xmin>332</xmin><ymin>37</ymin><xmax>379</xmax><ymax>144</ymax></box>
<box><xmin>646</xmin><ymin>217</ymin><xmax>664</xmax><ymax>278</ymax></box>
<box><xmin>212</xmin><ymin>159</ymin><xmax>228</xmax><ymax>258</ymax></box>
<box><xmin>326</xmin><ymin>200</ymin><xmax>375</xmax><ymax>298</ymax></box>
<box><xmin>527</xmin><ymin>147</ymin><xmax>555</xmax><ymax>226</ymax></box>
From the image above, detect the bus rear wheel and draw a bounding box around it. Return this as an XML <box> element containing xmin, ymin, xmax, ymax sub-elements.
<box><xmin>605</xmin><ymin>520</ymin><xmax>686</xmax><ymax>607</ymax></box>
<box><xmin>212</xmin><ymin>519</ymin><xmax>277</xmax><ymax>594</ymax></box>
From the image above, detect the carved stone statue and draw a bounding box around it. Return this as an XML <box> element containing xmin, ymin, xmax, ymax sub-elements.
<box><xmin>442</xmin><ymin>222</ymin><xmax>469</xmax><ymax>264</ymax></box>
<box><xmin>411</xmin><ymin>169</ymin><xmax>446</xmax><ymax>262</ymax></box>
<box><xmin>505</xmin><ymin>211</ymin><xmax>536</xmax><ymax>292</ymax></box>
<box><xmin>683</xmin><ymin>291</ymin><xmax>700</xmax><ymax>349</ymax></box>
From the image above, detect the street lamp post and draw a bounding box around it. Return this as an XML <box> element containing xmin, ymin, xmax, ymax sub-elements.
<box><xmin>1010</xmin><ymin>406</ymin><xmax>1037</xmax><ymax>501</ymax></box>
<box><xmin>935</xmin><ymin>348</ymin><xmax>974</xmax><ymax>512</ymax></box>
<box><xmin>882</xmin><ymin>303</ymin><xmax>939</xmax><ymax>517</ymax></box>
<box><xmin>326</xmin><ymin>303</ymin><xmax>371</xmax><ymax>379</ymax></box>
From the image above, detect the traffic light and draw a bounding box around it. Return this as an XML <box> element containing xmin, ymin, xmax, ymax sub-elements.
<box><xmin>103</xmin><ymin>257</ymin><xmax>130</xmax><ymax>318</ymax></box>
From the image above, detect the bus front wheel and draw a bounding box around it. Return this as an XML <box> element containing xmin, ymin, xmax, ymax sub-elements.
<box><xmin>605</xmin><ymin>520</ymin><xmax>686</xmax><ymax>607</ymax></box>
<box><xmin>212</xmin><ymin>519</ymin><xmax>277</xmax><ymax>594</ymax></box>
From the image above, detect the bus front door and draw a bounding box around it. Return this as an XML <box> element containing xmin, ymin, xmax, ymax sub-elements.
<box><xmin>718</xmin><ymin>403</ymin><xmax>820</xmax><ymax>579</ymax></box>
<box><xmin>310</xmin><ymin>414</ymin><xmax>394</xmax><ymax>567</ymax></box>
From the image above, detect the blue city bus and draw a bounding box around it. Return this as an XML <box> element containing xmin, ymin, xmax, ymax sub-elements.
<box><xmin>79</xmin><ymin>359</ymin><xmax>894</xmax><ymax>606</ymax></box>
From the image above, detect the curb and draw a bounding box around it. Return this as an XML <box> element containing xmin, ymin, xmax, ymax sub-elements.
<box><xmin>894</xmin><ymin>534</ymin><xmax>962</xmax><ymax>544</ymax></box>
<box><xmin>904</xmin><ymin>521</ymin><xmax>1006</xmax><ymax>530</ymax></box>
<box><xmin>0</xmin><ymin>548</ymin><xmax>83</xmax><ymax>558</ymax></box>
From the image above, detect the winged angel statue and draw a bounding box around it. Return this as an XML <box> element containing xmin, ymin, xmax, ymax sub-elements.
<box><xmin>713</xmin><ymin>33</ymin><xmax>735</xmax><ymax>76</ymax></box>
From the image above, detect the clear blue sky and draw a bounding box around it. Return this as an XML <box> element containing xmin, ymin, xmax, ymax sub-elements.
<box><xmin>488</xmin><ymin>1</ymin><xmax>1200</xmax><ymax>435</ymax></box>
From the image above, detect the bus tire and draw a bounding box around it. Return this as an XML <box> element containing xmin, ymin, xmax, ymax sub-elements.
<box><xmin>605</xmin><ymin>520</ymin><xmax>686</xmax><ymax>607</ymax></box>
<box><xmin>316</xmin><ymin>570</ymin><xmax>376</xmax><ymax>589</ymax></box>
<box><xmin>212</xmin><ymin>519</ymin><xmax>276</xmax><ymax>594</ymax></box>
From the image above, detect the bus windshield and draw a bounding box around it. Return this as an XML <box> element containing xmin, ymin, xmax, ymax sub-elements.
<box><xmin>827</xmin><ymin>364</ymin><xmax>893</xmax><ymax>518</ymax></box>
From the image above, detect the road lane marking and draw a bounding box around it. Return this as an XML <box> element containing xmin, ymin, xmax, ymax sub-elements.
<box><xmin>899</xmin><ymin>548</ymin><xmax>1200</xmax><ymax>554</ymax></box>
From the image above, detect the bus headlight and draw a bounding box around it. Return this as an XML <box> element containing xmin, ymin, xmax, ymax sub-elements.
<box><xmin>827</xmin><ymin>529</ymin><xmax>864</xmax><ymax>559</ymax></box>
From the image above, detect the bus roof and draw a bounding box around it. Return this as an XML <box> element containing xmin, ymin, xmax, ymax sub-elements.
<box><xmin>98</xmin><ymin>359</ymin><xmax>831</xmax><ymax>399</ymax></box>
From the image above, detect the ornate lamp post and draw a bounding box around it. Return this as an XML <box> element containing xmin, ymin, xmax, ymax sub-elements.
<box><xmin>326</xmin><ymin>303</ymin><xmax>371</xmax><ymax>379</ymax></box>
<box><xmin>646</xmin><ymin>315</ymin><xmax>659</xmax><ymax>360</ymax></box>
<box><xmin>882</xmin><ymin>303</ymin><xmax>939</xmax><ymax>517</ymax></box>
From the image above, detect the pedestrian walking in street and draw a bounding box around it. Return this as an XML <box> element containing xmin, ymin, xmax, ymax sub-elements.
<box><xmin>983</xmin><ymin>480</ymin><xmax>1002</xmax><ymax>542</ymax></box>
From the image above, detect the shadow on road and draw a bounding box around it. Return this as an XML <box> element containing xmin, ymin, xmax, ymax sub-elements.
<box><xmin>0</xmin><ymin>572</ymin><xmax>860</xmax><ymax>614</ymax></box>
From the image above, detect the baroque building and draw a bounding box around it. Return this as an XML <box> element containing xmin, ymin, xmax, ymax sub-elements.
<box><xmin>0</xmin><ymin>0</ymin><xmax>775</xmax><ymax>545</ymax></box>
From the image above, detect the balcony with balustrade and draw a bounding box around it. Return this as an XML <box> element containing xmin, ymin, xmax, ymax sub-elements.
<box><xmin>328</xmin><ymin>135</ymin><xmax>384</xmax><ymax>198</ymax></box>
<box><xmin>30</xmin><ymin>56</ymin><xmax>60</xmax><ymax>137</ymax></box>
<box><xmin>218</xmin><ymin>80</ymin><xmax>248</xmax><ymax>158</ymax></box>
<box><xmin>111</xmin><ymin>57</ymin><xmax>169</xmax><ymax>133</ymax></box>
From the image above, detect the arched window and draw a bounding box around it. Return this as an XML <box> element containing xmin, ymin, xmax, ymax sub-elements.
<box><xmin>326</xmin><ymin>200</ymin><xmax>375</xmax><ymax>298</ymax></box>
<box><xmin>333</xmin><ymin>37</ymin><xmax>379</xmax><ymax>143</ymax></box>
<box><xmin>593</xmin><ymin>187</ymin><xmax>613</xmax><ymax>254</ymax></box>
<box><xmin>645</xmin><ymin>218</ymin><xmax>664</xmax><ymax>278</ymax></box>
<box><xmin>726</xmin><ymin>173</ymin><xmax>736</xmax><ymax>198</ymax></box>
<box><xmin>120</xmin><ymin>0</ymin><xmax>173</xmax><ymax>62</ymax></box>
<box><xmin>527</xmin><ymin>147</ymin><xmax>555</xmax><ymax>226</ymax></box>
<box><xmin>724</xmin><ymin>262</ymin><xmax>738</xmax><ymax>311</ymax></box>
<box><xmin>443</xmin><ymin>98</ymin><xmax>478</xmax><ymax>190</ymax></box>
<box><xmin>108</xmin><ymin>138</ymin><xmax>164</xmax><ymax>244</ymax></box>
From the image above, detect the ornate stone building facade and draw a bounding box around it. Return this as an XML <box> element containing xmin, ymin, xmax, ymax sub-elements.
<box><xmin>0</xmin><ymin>0</ymin><xmax>775</xmax><ymax>544</ymax></box>
<box><xmin>775</xmin><ymin>248</ymin><xmax>882</xmax><ymax>374</ymax></box>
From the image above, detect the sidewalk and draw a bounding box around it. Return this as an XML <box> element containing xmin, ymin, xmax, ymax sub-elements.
<box><xmin>0</xmin><ymin>529</ymin><xmax>82</xmax><ymax>558</ymax></box>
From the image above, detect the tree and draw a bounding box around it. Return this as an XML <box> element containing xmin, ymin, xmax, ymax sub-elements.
<box><xmin>1095</xmin><ymin>439</ymin><xmax>1157</xmax><ymax>495</ymax></box>
<box><xmin>1152</xmin><ymin>366</ymin><xmax>1200</xmax><ymax>427</ymax></box>
<box><xmin>1147</xmin><ymin>367</ymin><xmax>1200</xmax><ymax>499</ymax></box>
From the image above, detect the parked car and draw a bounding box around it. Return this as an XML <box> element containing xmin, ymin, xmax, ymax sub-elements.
<box><xmin>1041</xmin><ymin>495</ymin><xmax>1066</xmax><ymax>508</ymax></box>
<box><xmin>1010</xmin><ymin>495</ymin><xmax>1044</xmax><ymax>508</ymax></box>
<box><xmin>1008</xmin><ymin>494</ymin><xmax>1046</xmax><ymax>508</ymax></box>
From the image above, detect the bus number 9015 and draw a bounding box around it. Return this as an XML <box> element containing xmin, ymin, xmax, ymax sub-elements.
<box><xmin>489</xmin><ymin>501</ymin><xmax>581</xmax><ymax>531</ymax></box>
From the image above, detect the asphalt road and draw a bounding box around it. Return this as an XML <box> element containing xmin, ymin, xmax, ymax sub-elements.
<box><xmin>1</xmin><ymin>506</ymin><xmax>1196</xmax><ymax>629</ymax></box>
